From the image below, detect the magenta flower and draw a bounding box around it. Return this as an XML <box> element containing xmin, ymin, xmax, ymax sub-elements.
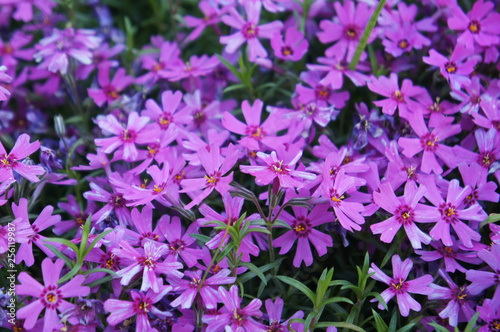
<box><xmin>113</xmin><ymin>241</ymin><xmax>183</xmax><ymax>292</ymax></box>
<box><xmin>447</xmin><ymin>0</ymin><xmax>500</xmax><ymax>49</ymax></box>
<box><xmin>77</xmin><ymin>42</ymin><xmax>125</xmax><ymax>80</ymax></box>
<box><xmin>11</xmin><ymin>198</ymin><xmax>60</xmax><ymax>266</ymax></box>
<box><xmin>240</xmin><ymin>146</ymin><xmax>316</xmax><ymax>188</ymax></box>
<box><xmin>371</xmin><ymin>182</ymin><xmax>439</xmax><ymax>249</ymax></box>
<box><xmin>477</xmin><ymin>299</ymin><xmax>500</xmax><ymax>332</ymax></box>
<box><xmin>428</xmin><ymin>270</ymin><xmax>475</xmax><ymax>327</ymax></box>
<box><xmin>17</xmin><ymin>258</ymin><xmax>90</xmax><ymax>332</ymax></box>
<box><xmin>466</xmin><ymin>244</ymin><xmax>500</xmax><ymax>307</ymax></box>
<box><xmin>0</xmin><ymin>133</ymin><xmax>45</xmax><ymax>183</ymax></box>
<box><xmin>295</xmin><ymin>70</ymin><xmax>350</xmax><ymax>109</ymax></box>
<box><xmin>104</xmin><ymin>285</ymin><xmax>172</xmax><ymax>331</ymax></box>
<box><xmin>422</xmin><ymin>44</ymin><xmax>478</xmax><ymax>90</ymax></box>
<box><xmin>317</xmin><ymin>1</ymin><xmax>374</xmax><ymax>61</ymax></box>
<box><xmin>367</xmin><ymin>73</ymin><xmax>425</xmax><ymax>119</ymax></box>
<box><xmin>141</xmin><ymin>90</ymin><xmax>190</xmax><ymax>132</ymax></box>
<box><xmin>161</xmin><ymin>54</ymin><xmax>219</xmax><ymax>81</ymax></box>
<box><xmin>34</xmin><ymin>27</ymin><xmax>101</xmax><ymax>75</ymax></box>
<box><xmin>271</xmin><ymin>27</ymin><xmax>308</xmax><ymax>61</ymax></box>
<box><xmin>322</xmin><ymin>169</ymin><xmax>366</xmax><ymax>232</ymax></box>
<box><xmin>398</xmin><ymin>112</ymin><xmax>461</xmax><ymax>175</ymax></box>
<box><xmin>53</xmin><ymin>194</ymin><xmax>97</xmax><ymax>236</ymax></box>
<box><xmin>183</xmin><ymin>0</ymin><xmax>223</xmax><ymax>42</ymax></box>
<box><xmin>203</xmin><ymin>285</ymin><xmax>264</xmax><ymax>332</ymax></box>
<box><xmin>0</xmin><ymin>65</ymin><xmax>12</xmax><ymax>101</ymax></box>
<box><xmin>265</xmin><ymin>297</ymin><xmax>304</xmax><ymax>332</ymax></box>
<box><xmin>415</xmin><ymin>239</ymin><xmax>482</xmax><ymax>273</ymax></box>
<box><xmin>369</xmin><ymin>255</ymin><xmax>433</xmax><ymax>317</ymax></box>
<box><xmin>222</xmin><ymin>98</ymin><xmax>289</xmax><ymax>151</ymax></box>
<box><xmin>162</xmin><ymin>215</ymin><xmax>202</xmax><ymax>268</ymax></box>
<box><xmin>220</xmin><ymin>1</ymin><xmax>283</xmax><ymax>61</ymax></box>
<box><xmin>87</xmin><ymin>63</ymin><xmax>134</xmax><ymax>107</ymax></box>
<box><xmin>136</xmin><ymin>41</ymin><xmax>181</xmax><ymax>85</ymax></box>
<box><xmin>306</xmin><ymin>56</ymin><xmax>369</xmax><ymax>89</ymax></box>
<box><xmin>274</xmin><ymin>191</ymin><xmax>334</xmax><ymax>267</ymax></box>
<box><xmin>0</xmin><ymin>31</ymin><xmax>34</xmax><ymax>67</ymax></box>
<box><xmin>425</xmin><ymin>178</ymin><xmax>486</xmax><ymax>248</ymax></box>
<box><xmin>95</xmin><ymin>112</ymin><xmax>159</xmax><ymax>161</ymax></box>
<box><xmin>169</xmin><ymin>269</ymin><xmax>236</xmax><ymax>310</ymax></box>
<box><xmin>180</xmin><ymin>144</ymin><xmax>239</xmax><ymax>209</ymax></box>
<box><xmin>0</xmin><ymin>0</ymin><xmax>56</xmax><ymax>22</ymax></box>
<box><xmin>83</xmin><ymin>182</ymin><xmax>132</xmax><ymax>226</ymax></box>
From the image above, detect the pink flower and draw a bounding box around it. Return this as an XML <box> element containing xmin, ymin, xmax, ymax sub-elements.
<box><xmin>271</xmin><ymin>27</ymin><xmax>308</xmax><ymax>61</ymax></box>
<box><xmin>220</xmin><ymin>1</ymin><xmax>283</xmax><ymax>61</ymax></box>
<box><xmin>87</xmin><ymin>63</ymin><xmax>134</xmax><ymax>107</ymax></box>
<box><xmin>0</xmin><ymin>133</ymin><xmax>45</xmax><ymax>183</ymax></box>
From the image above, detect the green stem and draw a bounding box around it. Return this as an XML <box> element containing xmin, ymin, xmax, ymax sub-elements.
<box><xmin>348</xmin><ymin>0</ymin><xmax>386</xmax><ymax>70</ymax></box>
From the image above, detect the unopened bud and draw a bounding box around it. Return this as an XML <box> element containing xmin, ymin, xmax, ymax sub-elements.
<box><xmin>54</xmin><ymin>115</ymin><xmax>66</xmax><ymax>138</ymax></box>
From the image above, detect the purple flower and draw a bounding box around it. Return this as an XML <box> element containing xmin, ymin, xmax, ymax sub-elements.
<box><xmin>274</xmin><ymin>190</ymin><xmax>334</xmax><ymax>267</ymax></box>
<box><xmin>87</xmin><ymin>63</ymin><xmax>134</xmax><ymax>107</ymax></box>
<box><xmin>265</xmin><ymin>297</ymin><xmax>304</xmax><ymax>332</ymax></box>
<box><xmin>306</xmin><ymin>56</ymin><xmax>369</xmax><ymax>89</ymax></box>
<box><xmin>136</xmin><ymin>41</ymin><xmax>181</xmax><ymax>85</ymax></box>
<box><xmin>34</xmin><ymin>28</ymin><xmax>101</xmax><ymax>75</ymax></box>
<box><xmin>0</xmin><ymin>31</ymin><xmax>34</xmax><ymax>68</ymax></box>
<box><xmin>220</xmin><ymin>1</ymin><xmax>283</xmax><ymax>61</ymax></box>
<box><xmin>183</xmin><ymin>1</ymin><xmax>223</xmax><ymax>42</ymax></box>
<box><xmin>0</xmin><ymin>65</ymin><xmax>12</xmax><ymax>101</ymax></box>
<box><xmin>53</xmin><ymin>195</ymin><xmax>97</xmax><ymax>236</ymax></box>
<box><xmin>0</xmin><ymin>133</ymin><xmax>45</xmax><ymax>183</ymax></box>
<box><xmin>415</xmin><ymin>239</ymin><xmax>482</xmax><ymax>273</ymax></box>
<box><xmin>141</xmin><ymin>90</ymin><xmax>190</xmax><ymax>132</ymax></box>
<box><xmin>180</xmin><ymin>143</ymin><xmax>238</xmax><ymax>210</ymax></box>
<box><xmin>95</xmin><ymin>112</ymin><xmax>159</xmax><ymax>161</ymax></box>
<box><xmin>369</xmin><ymin>255</ymin><xmax>433</xmax><ymax>317</ymax></box>
<box><xmin>162</xmin><ymin>215</ymin><xmax>202</xmax><ymax>268</ymax></box>
<box><xmin>371</xmin><ymin>181</ymin><xmax>438</xmax><ymax>249</ymax></box>
<box><xmin>422</xmin><ymin>44</ymin><xmax>478</xmax><ymax>90</ymax></box>
<box><xmin>104</xmin><ymin>285</ymin><xmax>172</xmax><ymax>331</ymax></box>
<box><xmin>169</xmin><ymin>269</ymin><xmax>236</xmax><ymax>310</ymax></box>
<box><xmin>203</xmin><ymin>285</ymin><xmax>264</xmax><ymax>332</ymax></box>
<box><xmin>317</xmin><ymin>1</ymin><xmax>374</xmax><ymax>61</ymax></box>
<box><xmin>448</xmin><ymin>0</ymin><xmax>500</xmax><ymax>49</ymax></box>
<box><xmin>295</xmin><ymin>70</ymin><xmax>350</xmax><ymax>109</ymax></box>
<box><xmin>161</xmin><ymin>54</ymin><xmax>219</xmax><ymax>81</ymax></box>
<box><xmin>240</xmin><ymin>146</ymin><xmax>316</xmax><ymax>189</ymax></box>
<box><xmin>466</xmin><ymin>244</ymin><xmax>500</xmax><ymax>307</ymax></box>
<box><xmin>428</xmin><ymin>270</ymin><xmax>475</xmax><ymax>327</ymax></box>
<box><xmin>270</xmin><ymin>27</ymin><xmax>308</xmax><ymax>61</ymax></box>
<box><xmin>477</xmin><ymin>299</ymin><xmax>500</xmax><ymax>332</ymax></box>
<box><xmin>17</xmin><ymin>258</ymin><xmax>90</xmax><ymax>332</ymax></box>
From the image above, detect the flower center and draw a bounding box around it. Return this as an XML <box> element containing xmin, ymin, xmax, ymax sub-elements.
<box><xmin>246</xmin><ymin>125</ymin><xmax>264</xmax><ymax>139</ymax></box>
<box><xmin>398</xmin><ymin>39</ymin><xmax>409</xmax><ymax>49</ymax></box>
<box><xmin>158</xmin><ymin>114</ymin><xmax>172</xmax><ymax>128</ymax></box>
<box><xmin>392</xmin><ymin>90</ymin><xmax>404</xmax><ymax>102</ymax></box>
<box><xmin>193</xmin><ymin>110</ymin><xmax>206</xmax><ymax>125</ymax></box>
<box><xmin>343</xmin><ymin>25</ymin><xmax>359</xmax><ymax>40</ymax></box>
<box><xmin>390</xmin><ymin>278</ymin><xmax>405</xmax><ymax>292</ymax></box>
<box><xmin>439</xmin><ymin>202</ymin><xmax>459</xmax><ymax>224</ymax></box>
<box><xmin>0</xmin><ymin>154</ymin><xmax>15</xmax><ymax>168</ymax></box>
<box><xmin>153</xmin><ymin>62</ymin><xmax>164</xmax><ymax>72</ymax></box>
<box><xmin>468</xmin><ymin>20</ymin><xmax>480</xmax><ymax>34</ymax></box>
<box><xmin>110</xmin><ymin>194</ymin><xmax>127</xmax><ymax>208</ymax></box>
<box><xmin>242</xmin><ymin>22</ymin><xmax>258</xmax><ymax>39</ymax></box>
<box><xmin>104</xmin><ymin>86</ymin><xmax>118</xmax><ymax>99</ymax></box>
<box><xmin>138</xmin><ymin>301</ymin><xmax>150</xmax><ymax>312</ymax></box>
<box><xmin>120</xmin><ymin>129</ymin><xmax>137</xmax><ymax>142</ymax></box>
<box><xmin>478</xmin><ymin>152</ymin><xmax>494</xmax><ymax>167</ymax></box>
<box><xmin>169</xmin><ymin>239</ymin><xmax>186</xmax><ymax>253</ymax></box>
<box><xmin>267</xmin><ymin>322</ymin><xmax>285</xmax><ymax>332</ymax></box>
<box><xmin>489</xmin><ymin>319</ymin><xmax>500</xmax><ymax>331</ymax></box>
<box><xmin>420</xmin><ymin>133</ymin><xmax>439</xmax><ymax>152</ymax></box>
<box><xmin>281</xmin><ymin>46</ymin><xmax>293</xmax><ymax>56</ymax></box>
<box><xmin>232</xmin><ymin>308</ymin><xmax>246</xmax><ymax>325</ymax></box>
<box><xmin>315</xmin><ymin>85</ymin><xmax>331</xmax><ymax>100</ymax></box>
<box><xmin>445</xmin><ymin>62</ymin><xmax>457</xmax><ymax>74</ymax></box>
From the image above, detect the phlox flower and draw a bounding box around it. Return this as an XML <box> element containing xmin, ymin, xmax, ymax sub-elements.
<box><xmin>265</xmin><ymin>297</ymin><xmax>304</xmax><ymax>332</ymax></box>
<box><xmin>53</xmin><ymin>194</ymin><xmax>97</xmax><ymax>236</ymax></box>
<box><xmin>203</xmin><ymin>285</ymin><xmax>265</xmax><ymax>332</ymax></box>
<box><xmin>0</xmin><ymin>133</ymin><xmax>45</xmax><ymax>183</ymax></box>
<box><xmin>415</xmin><ymin>239</ymin><xmax>482</xmax><ymax>273</ymax></box>
<box><xmin>83</xmin><ymin>182</ymin><xmax>132</xmax><ymax>226</ymax></box>
<box><xmin>447</xmin><ymin>0</ymin><xmax>500</xmax><ymax>49</ymax></box>
<box><xmin>141</xmin><ymin>90</ymin><xmax>190</xmax><ymax>132</ymax></box>
<box><xmin>458</xmin><ymin>162</ymin><xmax>499</xmax><ymax>207</ymax></box>
<box><xmin>104</xmin><ymin>284</ymin><xmax>172</xmax><ymax>332</ymax></box>
<box><xmin>371</xmin><ymin>181</ymin><xmax>438</xmax><ymax>249</ymax></box>
<box><xmin>0</xmin><ymin>65</ymin><xmax>12</xmax><ymax>101</ymax></box>
<box><xmin>369</xmin><ymin>255</ymin><xmax>433</xmax><ymax>317</ymax></box>
<box><xmin>423</xmin><ymin>44</ymin><xmax>478</xmax><ymax>91</ymax></box>
<box><xmin>162</xmin><ymin>215</ymin><xmax>202</xmax><ymax>268</ymax></box>
<box><xmin>161</xmin><ymin>54</ymin><xmax>219</xmax><ymax>81</ymax></box>
<box><xmin>271</xmin><ymin>27</ymin><xmax>308</xmax><ymax>61</ymax></box>
<box><xmin>12</xmin><ymin>198</ymin><xmax>61</xmax><ymax>266</ymax></box>
<box><xmin>428</xmin><ymin>270</ymin><xmax>475</xmax><ymax>327</ymax></box>
<box><xmin>169</xmin><ymin>269</ymin><xmax>236</xmax><ymax>310</ymax></box>
<box><xmin>220</xmin><ymin>1</ymin><xmax>283</xmax><ymax>62</ymax></box>
<box><xmin>113</xmin><ymin>241</ymin><xmax>183</xmax><ymax>292</ymax></box>
<box><xmin>87</xmin><ymin>63</ymin><xmax>134</xmax><ymax>107</ymax></box>
<box><xmin>274</xmin><ymin>190</ymin><xmax>334</xmax><ymax>267</ymax></box>
<box><xmin>295</xmin><ymin>70</ymin><xmax>350</xmax><ymax>109</ymax></box>
<box><xmin>317</xmin><ymin>0</ymin><xmax>374</xmax><ymax>61</ymax></box>
<box><xmin>180</xmin><ymin>144</ymin><xmax>239</xmax><ymax>209</ymax></box>
<box><xmin>183</xmin><ymin>0</ymin><xmax>223</xmax><ymax>43</ymax></box>
<box><xmin>17</xmin><ymin>258</ymin><xmax>90</xmax><ymax>332</ymax></box>
<box><xmin>240</xmin><ymin>145</ymin><xmax>316</xmax><ymax>189</ymax></box>
<box><xmin>322</xmin><ymin>168</ymin><xmax>366</xmax><ymax>232</ymax></box>
<box><xmin>222</xmin><ymin>98</ymin><xmax>290</xmax><ymax>151</ymax></box>
<box><xmin>77</xmin><ymin>42</ymin><xmax>125</xmax><ymax>79</ymax></box>
<box><xmin>367</xmin><ymin>73</ymin><xmax>425</xmax><ymax>119</ymax></box>
<box><xmin>0</xmin><ymin>0</ymin><xmax>56</xmax><ymax>22</ymax></box>
<box><xmin>182</xmin><ymin>129</ymin><xmax>230</xmax><ymax>166</ymax></box>
<box><xmin>115</xmin><ymin>206</ymin><xmax>166</xmax><ymax>247</ymax></box>
<box><xmin>466</xmin><ymin>244</ymin><xmax>500</xmax><ymax>308</ymax></box>
<box><xmin>306</xmin><ymin>56</ymin><xmax>369</xmax><ymax>89</ymax></box>
<box><xmin>178</xmin><ymin>89</ymin><xmax>226</xmax><ymax>133</ymax></box>
<box><xmin>0</xmin><ymin>31</ymin><xmax>34</xmax><ymax>68</ymax></box>
<box><xmin>136</xmin><ymin>41</ymin><xmax>181</xmax><ymax>85</ymax></box>
<box><xmin>34</xmin><ymin>27</ymin><xmax>101</xmax><ymax>75</ymax></box>
<box><xmin>477</xmin><ymin>299</ymin><xmax>500</xmax><ymax>332</ymax></box>
<box><xmin>95</xmin><ymin>112</ymin><xmax>159</xmax><ymax>161</ymax></box>
<box><xmin>450</xmin><ymin>76</ymin><xmax>488</xmax><ymax>115</ymax></box>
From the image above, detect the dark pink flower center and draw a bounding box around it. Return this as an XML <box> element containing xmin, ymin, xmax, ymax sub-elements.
<box><xmin>246</xmin><ymin>125</ymin><xmax>265</xmax><ymax>139</ymax></box>
<box><xmin>329</xmin><ymin>188</ymin><xmax>344</xmax><ymax>207</ymax></box>
<box><xmin>281</xmin><ymin>46</ymin><xmax>293</xmax><ymax>56</ymax></box>
<box><xmin>343</xmin><ymin>24</ymin><xmax>360</xmax><ymax>40</ymax></box>
<box><xmin>120</xmin><ymin>129</ymin><xmax>137</xmax><ymax>142</ymax></box>
<box><xmin>267</xmin><ymin>322</ymin><xmax>285</xmax><ymax>332</ymax></box>
<box><xmin>445</xmin><ymin>62</ymin><xmax>457</xmax><ymax>74</ymax></box>
<box><xmin>101</xmin><ymin>253</ymin><xmax>121</xmax><ymax>271</ymax></box>
<box><xmin>134</xmin><ymin>299</ymin><xmax>153</xmax><ymax>314</ymax></box>
<box><xmin>454</xmin><ymin>285</ymin><xmax>468</xmax><ymax>303</ymax></box>
<box><xmin>390</xmin><ymin>278</ymin><xmax>408</xmax><ymax>293</ymax></box>
<box><xmin>140</xmin><ymin>232</ymin><xmax>160</xmax><ymax>242</ymax></box>
<box><xmin>438</xmin><ymin>202</ymin><xmax>459</xmax><ymax>224</ymax></box>
<box><xmin>392</xmin><ymin>90</ymin><xmax>405</xmax><ymax>103</ymax></box>
<box><xmin>0</xmin><ymin>154</ymin><xmax>15</xmax><ymax>169</ymax></box>
<box><xmin>468</xmin><ymin>20</ymin><xmax>480</xmax><ymax>34</ymax></box>
<box><xmin>231</xmin><ymin>308</ymin><xmax>247</xmax><ymax>326</ymax></box>
<box><xmin>242</xmin><ymin>22</ymin><xmax>259</xmax><ymax>39</ymax></box>
<box><xmin>269</xmin><ymin>160</ymin><xmax>289</xmax><ymax>175</ymax></box>
<box><xmin>395</xmin><ymin>205</ymin><xmax>414</xmax><ymax>225</ymax></box>
<box><xmin>398</xmin><ymin>39</ymin><xmax>409</xmax><ymax>49</ymax></box>
<box><xmin>420</xmin><ymin>133</ymin><xmax>439</xmax><ymax>152</ymax></box>
<box><xmin>158</xmin><ymin>113</ymin><xmax>172</xmax><ymax>129</ymax></box>
<box><xmin>293</xmin><ymin>216</ymin><xmax>311</xmax><ymax>238</ymax></box>
<box><xmin>315</xmin><ymin>85</ymin><xmax>331</xmax><ymax>101</ymax></box>
<box><xmin>478</xmin><ymin>151</ymin><xmax>495</xmax><ymax>168</ymax></box>
<box><xmin>464</xmin><ymin>189</ymin><xmax>478</xmax><ymax>207</ymax></box>
<box><xmin>41</xmin><ymin>285</ymin><xmax>62</xmax><ymax>309</ymax></box>
<box><xmin>110</xmin><ymin>193</ymin><xmax>127</xmax><ymax>208</ymax></box>
<box><xmin>205</xmin><ymin>171</ymin><xmax>221</xmax><ymax>187</ymax></box>
<box><xmin>193</xmin><ymin>110</ymin><xmax>207</xmax><ymax>125</ymax></box>
<box><xmin>488</xmin><ymin>319</ymin><xmax>500</xmax><ymax>331</ymax></box>
<box><xmin>104</xmin><ymin>85</ymin><xmax>118</xmax><ymax>100</ymax></box>
<box><xmin>169</xmin><ymin>239</ymin><xmax>186</xmax><ymax>254</ymax></box>
<box><xmin>140</xmin><ymin>255</ymin><xmax>158</xmax><ymax>268</ymax></box>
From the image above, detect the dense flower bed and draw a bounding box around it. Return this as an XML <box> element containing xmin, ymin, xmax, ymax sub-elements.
<box><xmin>0</xmin><ymin>0</ymin><xmax>500</xmax><ymax>331</ymax></box>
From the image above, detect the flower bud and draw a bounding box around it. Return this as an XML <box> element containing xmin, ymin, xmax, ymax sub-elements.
<box><xmin>54</xmin><ymin>115</ymin><xmax>66</xmax><ymax>138</ymax></box>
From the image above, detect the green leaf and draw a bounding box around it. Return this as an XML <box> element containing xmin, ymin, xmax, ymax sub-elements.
<box><xmin>79</xmin><ymin>215</ymin><xmax>92</xmax><ymax>258</ymax></box>
<box><xmin>43</xmin><ymin>237</ymin><xmax>79</xmax><ymax>254</ymax></box>
<box><xmin>329</xmin><ymin>280</ymin><xmax>353</xmax><ymax>287</ymax></box>
<box><xmin>58</xmin><ymin>261</ymin><xmax>83</xmax><ymax>284</ymax></box>
<box><xmin>372</xmin><ymin>309</ymin><xmax>388</xmax><ymax>332</ymax></box>
<box><xmin>427</xmin><ymin>321</ymin><xmax>452</xmax><ymax>332</ymax></box>
<box><xmin>320</xmin><ymin>296</ymin><xmax>354</xmax><ymax>307</ymax></box>
<box><xmin>250</xmin><ymin>219</ymin><xmax>267</xmax><ymax>226</ymax></box>
<box><xmin>218</xmin><ymin>242</ymin><xmax>235</xmax><ymax>261</ymax></box>
<box><xmin>314</xmin><ymin>322</ymin><xmax>366</xmax><ymax>332</ymax></box>
<box><xmin>396</xmin><ymin>316</ymin><xmax>423</xmax><ymax>332</ymax></box>
<box><xmin>241</xmin><ymin>227</ymin><xmax>271</xmax><ymax>237</ymax></box>
<box><xmin>189</xmin><ymin>233</ymin><xmax>211</xmax><ymax>244</ymax></box>
<box><xmin>303</xmin><ymin>312</ymin><xmax>315</xmax><ymax>332</ymax></box>
<box><xmin>366</xmin><ymin>291</ymin><xmax>388</xmax><ymax>311</ymax></box>
<box><xmin>43</xmin><ymin>244</ymin><xmax>74</xmax><ymax>269</ymax></box>
<box><xmin>272</xmin><ymin>219</ymin><xmax>292</xmax><ymax>229</ymax></box>
<box><xmin>464</xmin><ymin>312</ymin><xmax>479</xmax><ymax>332</ymax></box>
<box><xmin>83</xmin><ymin>229</ymin><xmax>113</xmax><ymax>258</ymax></box>
<box><xmin>238</xmin><ymin>258</ymin><xmax>285</xmax><ymax>284</ymax></box>
<box><xmin>86</xmin><ymin>275</ymin><xmax>114</xmax><ymax>288</ymax></box>
<box><xmin>348</xmin><ymin>0</ymin><xmax>386</xmax><ymax>70</ymax></box>
<box><xmin>256</xmin><ymin>82</ymin><xmax>276</xmax><ymax>92</ymax></box>
<box><xmin>480</xmin><ymin>213</ymin><xmax>500</xmax><ymax>228</ymax></box>
<box><xmin>81</xmin><ymin>268</ymin><xmax>118</xmax><ymax>277</ymax></box>
<box><xmin>316</xmin><ymin>268</ymin><xmax>334</xmax><ymax>307</ymax></box>
<box><xmin>388</xmin><ymin>310</ymin><xmax>397</xmax><ymax>332</ymax></box>
<box><xmin>223</xmin><ymin>84</ymin><xmax>246</xmax><ymax>94</ymax></box>
<box><xmin>216</xmin><ymin>54</ymin><xmax>242</xmax><ymax>82</ymax></box>
<box><xmin>381</xmin><ymin>242</ymin><xmax>398</xmax><ymax>268</ymax></box>
<box><xmin>277</xmin><ymin>275</ymin><xmax>316</xmax><ymax>304</ymax></box>
<box><xmin>239</xmin><ymin>262</ymin><xmax>267</xmax><ymax>286</ymax></box>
